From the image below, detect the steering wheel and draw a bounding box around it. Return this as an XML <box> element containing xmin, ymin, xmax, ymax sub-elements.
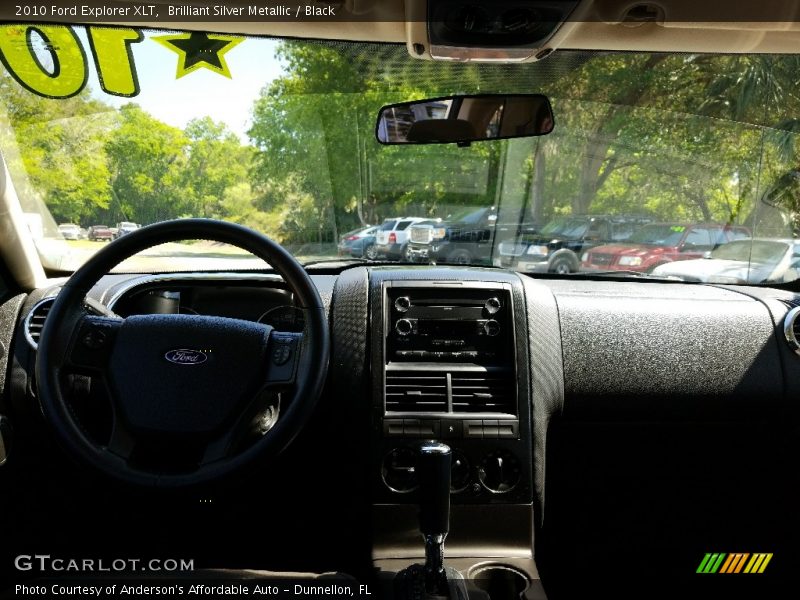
<box><xmin>35</xmin><ymin>219</ymin><xmax>329</xmax><ymax>487</ymax></box>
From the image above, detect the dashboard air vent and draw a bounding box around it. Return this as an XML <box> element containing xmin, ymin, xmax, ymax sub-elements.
<box><xmin>25</xmin><ymin>298</ymin><xmax>54</xmax><ymax>349</ymax></box>
<box><xmin>386</xmin><ymin>371</ymin><xmax>448</xmax><ymax>412</ymax></box>
<box><xmin>783</xmin><ymin>306</ymin><xmax>800</xmax><ymax>355</ymax></box>
<box><xmin>451</xmin><ymin>372</ymin><xmax>515</xmax><ymax>414</ymax></box>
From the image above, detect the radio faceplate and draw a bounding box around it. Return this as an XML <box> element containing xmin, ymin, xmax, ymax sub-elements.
<box><xmin>374</xmin><ymin>278</ymin><xmax>529</xmax><ymax>504</ymax></box>
<box><xmin>386</xmin><ymin>286</ymin><xmax>513</xmax><ymax>365</ymax></box>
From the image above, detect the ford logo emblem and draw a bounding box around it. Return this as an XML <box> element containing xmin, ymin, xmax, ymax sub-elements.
<box><xmin>164</xmin><ymin>349</ymin><xmax>208</xmax><ymax>365</ymax></box>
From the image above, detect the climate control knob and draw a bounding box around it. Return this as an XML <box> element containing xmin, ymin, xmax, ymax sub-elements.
<box><xmin>396</xmin><ymin>319</ymin><xmax>414</xmax><ymax>336</ymax></box>
<box><xmin>483</xmin><ymin>319</ymin><xmax>500</xmax><ymax>337</ymax></box>
<box><xmin>450</xmin><ymin>451</ymin><xmax>471</xmax><ymax>493</ymax></box>
<box><xmin>382</xmin><ymin>447</ymin><xmax>419</xmax><ymax>493</ymax></box>
<box><xmin>478</xmin><ymin>450</ymin><xmax>520</xmax><ymax>493</ymax></box>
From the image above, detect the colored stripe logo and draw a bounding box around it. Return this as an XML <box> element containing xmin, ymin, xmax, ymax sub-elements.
<box><xmin>697</xmin><ymin>553</ymin><xmax>773</xmax><ymax>574</ymax></box>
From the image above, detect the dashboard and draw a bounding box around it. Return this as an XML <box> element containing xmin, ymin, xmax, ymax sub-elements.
<box><xmin>1</xmin><ymin>265</ymin><xmax>798</xmax><ymax>596</ymax></box>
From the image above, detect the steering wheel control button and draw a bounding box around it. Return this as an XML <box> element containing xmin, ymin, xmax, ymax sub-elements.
<box><xmin>272</xmin><ymin>343</ymin><xmax>292</xmax><ymax>365</ymax></box>
<box><xmin>70</xmin><ymin>318</ymin><xmax>120</xmax><ymax>370</ymax></box>
<box><xmin>266</xmin><ymin>332</ymin><xmax>302</xmax><ymax>383</ymax></box>
<box><xmin>81</xmin><ymin>329</ymin><xmax>108</xmax><ymax>349</ymax></box>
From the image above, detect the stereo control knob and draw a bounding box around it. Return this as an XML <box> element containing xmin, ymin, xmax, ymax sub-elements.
<box><xmin>484</xmin><ymin>297</ymin><xmax>501</xmax><ymax>314</ymax></box>
<box><xmin>483</xmin><ymin>319</ymin><xmax>500</xmax><ymax>337</ymax></box>
<box><xmin>395</xmin><ymin>296</ymin><xmax>411</xmax><ymax>313</ymax></box>
<box><xmin>396</xmin><ymin>319</ymin><xmax>414</xmax><ymax>336</ymax></box>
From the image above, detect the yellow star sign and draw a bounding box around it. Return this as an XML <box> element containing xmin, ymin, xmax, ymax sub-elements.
<box><xmin>152</xmin><ymin>32</ymin><xmax>243</xmax><ymax>79</ymax></box>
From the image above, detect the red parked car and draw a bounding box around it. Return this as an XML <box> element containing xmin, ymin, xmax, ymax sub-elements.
<box><xmin>582</xmin><ymin>222</ymin><xmax>751</xmax><ymax>273</ymax></box>
<box><xmin>87</xmin><ymin>225</ymin><xmax>113</xmax><ymax>241</ymax></box>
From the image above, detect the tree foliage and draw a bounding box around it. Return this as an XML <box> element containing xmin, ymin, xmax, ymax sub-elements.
<box><xmin>3</xmin><ymin>43</ymin><xmax>800</xmax><ymax>245</ymax></box>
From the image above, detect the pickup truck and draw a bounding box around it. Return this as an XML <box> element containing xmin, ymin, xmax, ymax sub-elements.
<box><xmin>406</xmin><ymin>206</ymin><xmax>538</xmax><ymax>265</ymax></box>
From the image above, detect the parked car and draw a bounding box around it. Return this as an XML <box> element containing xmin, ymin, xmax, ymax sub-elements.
<box><xmin>582</xmin><ymin>222</ymin><xmax>751</xmax><ymax>273</ymax></box>
<box><xmin>337</xmin><ymin>225</ymin><xmax>379</xmax><ymax>259</ymax></box>
<box><xmin>57</xmin><ymin>223</ymin><xmax>81</xmax><ymax>240</ymax></box>
<box><xmin>374</xmin><ymin>216</ymin><xmax>430</xmax><ymax>259</ymax></box>
<box><xmin>406</xmin><ymin>206</ymin><xmax>539</xmax><ymax>265</ymax></box>
<box><xmin>86</xmin><ymin>225</ymin><xmax>113</xmax><ymax>241</ymax></box>
<box><xmin>494</xmin><ymin>214</ymin><xmax>653</xmax><ymax>273</ymax></box>
<box><xmin>113</xmin><ymin>221</ymin><xmax>140</xmax><ymax>239</ymax></box>
<box><xmin>652</xmin><ymin>238</ymin><xmax>800</xmax><ymax>284</ymax></box>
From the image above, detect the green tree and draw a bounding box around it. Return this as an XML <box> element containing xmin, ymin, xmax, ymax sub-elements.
<box><xmin>105</xmin><ymin>104</ymin><xmax>192</xmax><ymax>224</ymax></box>
<box><xmin>183</xmin><ymin>117</ymin><xmax>253</xmax><ymax>218</ymax></box>
<box><xmin>0</xmin><ymin>72</ymin><xmax>115</xmax><ymax>223</ymax></box>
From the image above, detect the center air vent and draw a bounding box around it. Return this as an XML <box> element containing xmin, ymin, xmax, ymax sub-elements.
<box><xmin>783</xmin><ymin>306</ymin><xmax>800</xmax><ymax>355</ymax></box>
<box><xmin>386</xmin><ymin>371</ymin><xmax>448</xmax><ymax>412</ymax></box>
<box><xmin>25</xmin><ymin>298</ymin><xmax>55</xmax><ymax>349</ymax></box>
<box><xmin>385</xmin><ymin>369</ymin><xmax>516</xmax><ymax>415</ymax></box>
<box><xmin>451</xmin><ymin>372</ymin><xmax>515</xmax><ymax>414</ymax></box>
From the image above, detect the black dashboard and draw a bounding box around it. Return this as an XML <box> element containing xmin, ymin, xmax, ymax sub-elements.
<box><xmin>1</xmin><ymin>265</ymin><xmax>798</xmax><ymax>596</ymax></box>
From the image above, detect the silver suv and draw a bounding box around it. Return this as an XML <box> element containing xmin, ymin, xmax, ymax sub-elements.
<box><xmin>374</xmin><ymin>217</ymin><xmax>430</xmax><ymax>259</ymax></box>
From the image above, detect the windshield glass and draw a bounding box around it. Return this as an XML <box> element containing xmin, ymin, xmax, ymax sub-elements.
<box><xmin>627</xmin><ymin>225</ymin><xmax>687</xmax><ymax>246</ymax></box>
<box><xmin>710</xmin><ymin>239</ymin><xmax>790</xmax><ymax>263</ymax></box>
<box><xmin>540</xmin><ymin>218</ymin><xmax>589</xmax><ymax>238</ymax></box>
<box><xmin>2</xmin><ymin>25</ymin><xmax>800</xmax><ymax>282</ymax></box>
<box><xmin>446</xmin><ymin>208</ymin><xmax>488</xmax><ymax>224</ymax></box>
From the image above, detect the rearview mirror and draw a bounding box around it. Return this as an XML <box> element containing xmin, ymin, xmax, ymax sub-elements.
<box><xmin>376</xmin><ymin>94</ymin><xmax>554</xmax><ymax>145</ymax></box>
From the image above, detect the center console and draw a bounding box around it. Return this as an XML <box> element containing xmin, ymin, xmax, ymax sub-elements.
<box><xmin>374</xmin><ymin>280</ymin><xmax>531</xmax><ymax>504</ymax></box>
<box><xmin>367</xmin><ymin>271</ymin><xmax>539</xmax><ymax>597</ymax></box>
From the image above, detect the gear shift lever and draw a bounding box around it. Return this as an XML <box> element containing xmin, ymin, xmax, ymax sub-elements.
<box><xmin>393</xmin><ymin>442</ymin><xmax>466</xmax><ymax>600</ymax></box>
<box><xmin>418</xmin><ymin>441</ymin><xmax>451</xmax><ymax>595</ymax></box>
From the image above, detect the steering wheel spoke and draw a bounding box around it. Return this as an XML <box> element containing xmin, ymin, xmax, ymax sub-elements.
<box><xmin>65</xmin><ymin>315</ymin><xmax>123</xmax><ymax>373</ymax></box>
<box><xmin>200</xmin><ymin>391</ymin><xmax>283</xmax><ymax>466</ymax></box>
<box><xmin>106</xmin><ymin>412</ymin><xmax>137</xmax><ymax>460</ymax></box>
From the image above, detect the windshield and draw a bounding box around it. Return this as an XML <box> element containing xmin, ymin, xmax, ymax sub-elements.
<box><xmin>446</xmin><ymin>208</ymin><xmax>488</xmax><ymax>224</ymax></box>
<box><xmin>710</xmin><ymin>239</ymin><xmax>791</xmax><ymax>263</ymax></box>
<box><xmin>2</xmin><ymin>25</ymin><xmax>800</xmax><ymax>282</ymax></box>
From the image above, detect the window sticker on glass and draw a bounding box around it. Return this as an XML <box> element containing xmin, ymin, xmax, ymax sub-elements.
<box><xmin>0</xmin><ymin>24</ymin><xmax>143</xmax><ymax>98</ymax></box>
<box><xmin>670</xmin><ymin>226</ymin><xmax>686</xmax><ymax>232</ymax></box>
<box><xmin>152</xmin><ymin>32</ymin><xmax>243</xmax><ymax>79</ymax></box>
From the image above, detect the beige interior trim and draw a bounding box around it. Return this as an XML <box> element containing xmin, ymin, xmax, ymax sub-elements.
<box><xmin>49</xmin><ymin>0</ymin><xmax>800</xmax><ymax>57</ymax></box>
<box><xmin>73</xmin><ymin>20</ymin><xmax>407</xmax><ymax>42</ymax></box>
<box><xmin>0</xmin><ymin>158</ymin><xmax>47</xmax><ymax>290</ymax></box>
